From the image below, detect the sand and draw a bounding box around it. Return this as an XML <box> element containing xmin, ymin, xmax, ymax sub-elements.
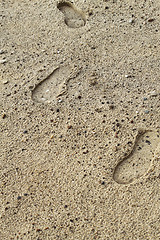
<box><xmin>0</xmin><ymin>0</ymin><xmax>160</xmax><ymax>239</ymax></box>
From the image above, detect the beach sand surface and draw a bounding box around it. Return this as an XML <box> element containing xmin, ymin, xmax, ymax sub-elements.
<box><xmin>0</xmin><ymin>0</ymin><xmax>160</xmax><ymax>239</ymax></box>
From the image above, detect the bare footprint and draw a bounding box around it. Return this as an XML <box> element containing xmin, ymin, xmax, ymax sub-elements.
<box><xmin>32</xmin><ymin>66</ymin><xmax>72</xmax><ymax>103</ymax></box>
<box><xmin>57</xmin><ymin>1</ymin><xmax>86</xmax><ymax>28</ymax></box>
<box><xmin>113</xmin><ymin>129</ymin><xmax>160</xmax><ymax>184</ymax></box>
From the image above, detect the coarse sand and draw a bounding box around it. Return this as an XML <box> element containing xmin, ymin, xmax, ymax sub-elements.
<box><xmin>0</xmin><ymin>0</ymin><xmax>160</xmax><ymax>239</ymax></box>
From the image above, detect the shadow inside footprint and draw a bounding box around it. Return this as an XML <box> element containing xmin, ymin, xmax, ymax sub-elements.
<box><xmin>32</xmin><ymin>66</ymin><xmax>71</xmax><ymax>103</ymax></box>
<box><xmin>57</xmin><ymin>1</ymin><xmax>86</xmax><ymax>28</ymax></box>
<box><xmin>113</xmin><ymin>130</ymin><xmax>160</xmax><ymax>184</ymax></box>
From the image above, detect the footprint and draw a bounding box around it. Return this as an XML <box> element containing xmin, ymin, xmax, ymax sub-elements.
<box><xmin>57</xmin><ymin>1</ymin><xmax>86</xmax><ymax>28</ymax></box>
<box><xmin>32</xmin><ymin>66</ymin><xmax>72</xmax><ymax>103</ymax></box>
<box><xmin>113</xmin><ymin>129</ymin><xmax>160</xmax><ymax>184</ymax></box>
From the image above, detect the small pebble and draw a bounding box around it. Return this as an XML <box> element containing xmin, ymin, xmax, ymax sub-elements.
<box><xmin>150</xmin><ymin>91</ymin><xmax>157</xmax><ymax>97</ymax></box>
<box><xmin>109</xmin><ymin>105</ymin><xmax>115</xmax><ymax>110</ymax></box>
<box><xmin>58</xmin><ymin>99</ymin><xmax>62</xmax><ymax>103</ymax></box>
<box><xmin>128</xmin><ymin>18</ymin><xmax>134</xmax><ymax>23</ymax></box>
<box><xmin>17</xmin><ymin>196</ymin><xmax>22</xmax><ymax>200</ymax></box>
<box><xmin>145</xmin><ymin>110</ymin><xmax>149</xmax><ymax>114</ymax></box>
<box><xmin>148</xmin><ymin>18</ymin><xmax>155</xmax><ymax>22</ymax></box>
<box><xmin>0</xmin><ymin>59</ymin><xmax>7</xmax><ymax>64</ymax></box>
<box><xmin>3</xmin><ymin>80</ymin><xmax>9</xmax><ymax>84</ymax></box>
<box><xmin>23</xmin><ymin>130</ymin><xmax>28</xmax><ymax>134</ymax></box>
<box><xmin>29</xmin><ymin>85</ymin><xmax>34</xmax><ymax>89</ymax></box>
<box><xmin>2</xmin><ymin>113</ymin><xmax>6</xmax><ymax>119</ymax></box>
<box><xmin>0</xmin><ymin>49</ymin><xmax>5</xmax><ymax>54</ymax></box>
<box><xmin>143</xmin><ymin>97</ymin><xmax>147</xmax><ymax>101</ymax></box>
<box><xmin>88</xmin><ymin>10</ymin><xmax>93</xmax><ymax>15</ymax></box>
<box><xmin>83</xmin><ymin>150</ymin><xmax>89</xmax><ymax>154</ymax></box>
<box><xmin>146</xmin><ymin>140</ymin><xmax>151</xmax><ymax>145</ymax></box>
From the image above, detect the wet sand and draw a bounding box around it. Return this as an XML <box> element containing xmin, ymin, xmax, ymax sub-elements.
<box><xmin>0</xmin><ymin>0</ymin><xmax>160</xmax><ymax>239</ymax></box>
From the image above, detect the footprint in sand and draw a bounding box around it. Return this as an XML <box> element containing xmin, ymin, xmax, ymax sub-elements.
<box><xmin>32</xmin><ymin>66</ymin><xmax>72</xmax><ymax>103</ymax></box>
<box><xmin>113</xmin><ymin>129</ymin><xmax>160</xmax><ymax>184</ymax></box>
<box><xmin>57</xmin><ymin>1</ymin><xmax>86</xmax><ymax>28</ymax></box>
